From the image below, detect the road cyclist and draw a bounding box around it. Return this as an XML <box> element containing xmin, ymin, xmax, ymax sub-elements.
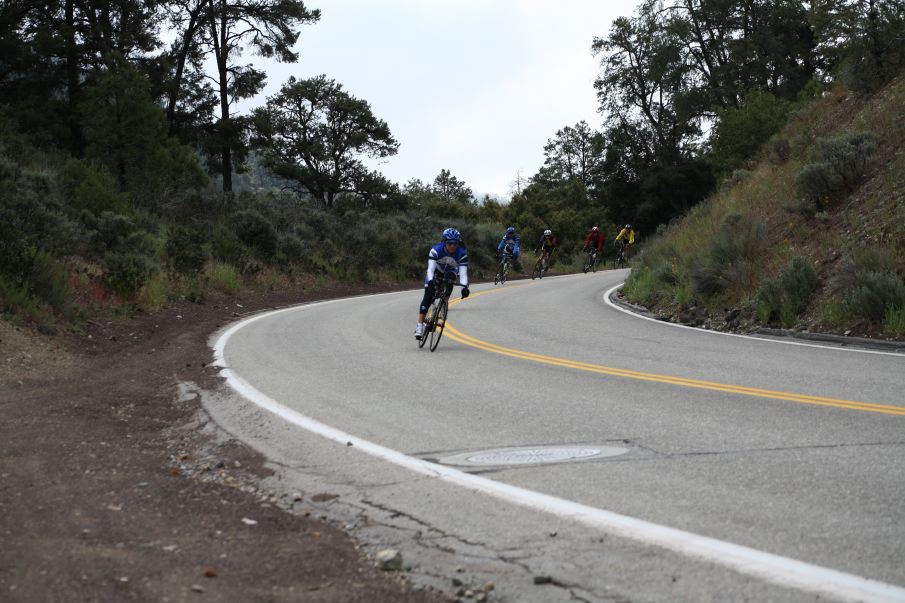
<box><xmin>532</xmin><ymin>229</ymin><xmax>557</xmax><ymax>279</ymax></box>
<box><xmin>581</xmin><ymin>226</ymin><xmax>605</xmax><ymax>273</ymax></box>
<box><xmin>414</xmin><ymin>227</ymin><xmax>470</xmax><ymax>344</ymax></box>
<box><xmin>613</xmin><ymin>224</ymin><xmax>635</xmax><ymax>268</ymax></box>
<box><xmin>494</xmin><ymin>226</ymin><xmax>520</xmax><ymax>285</ymax></box>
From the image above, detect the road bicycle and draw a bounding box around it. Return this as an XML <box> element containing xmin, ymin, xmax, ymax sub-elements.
<box><xmin>531</xmin><ymin>253</ymin><xmax>547</xmax><ymax>280</ymax></box>
<box><xmin>418</xmin><ymin>257</ymin><xmax>462</xmax><ymax>352</ymax></box>
<box><xmin>582</xmin><ymin>248</ymin><xmax>600</xmax><ymax>273</ymax></box>
<box><xmin>494</xmin><ymin>250</ymin><xmax>514</xmax><ymax>285</ymax></box>
<box><xmin>613</xmin><ymin>242</ymin><xmax>629</xmax><ymax>269</ymax></box>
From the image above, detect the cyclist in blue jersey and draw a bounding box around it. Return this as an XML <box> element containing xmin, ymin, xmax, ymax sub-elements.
<box><xmin>497</xmin><ymin>226</ymin><xmax>520</xmax><ymax>262</ymax></box>
<box><xmin>415</xmin><ymin>228</ymin><xmax>470</xmax><ymax>340</ymax></box>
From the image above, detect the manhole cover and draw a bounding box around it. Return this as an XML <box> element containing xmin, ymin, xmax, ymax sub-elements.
<box><xmin>437</xmin><ymin>445</ymin><xmax>628</xmax><ymax>467</ymax></box>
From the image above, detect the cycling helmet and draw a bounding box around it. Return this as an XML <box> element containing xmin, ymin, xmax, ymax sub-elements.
<box><xmin>543</xmin><ymin>229</ymin><xmax>552</xmax><ymax>236</ymax></box>
<box><xmin>506</xmin><ymin>226</ymin><xmax>516</xmax><ymax>234</ymax></box>
<box><xmin>592</xmin><ymin>226</ymin><xmax>599</xmax><ymax>231</ymax></box>
<box><xmin>442</xmin><ymin>227</ymin><xmax>461</xmax><ymax>242</ymax></box>
<box><xmin>625</xmin><ymin>224</ymin><xmax>631</xmax><ymax>229</ymax></box>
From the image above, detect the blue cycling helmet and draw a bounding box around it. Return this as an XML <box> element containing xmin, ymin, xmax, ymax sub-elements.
<box><xmin>506</xmin><ymin>226</ymin><xmax>515</xmax><ymax>234</ymax></box>
<box><xmin>442</xmin><ymin>227</ymin><xmax>461</xmax><ymax>242</ymax></box>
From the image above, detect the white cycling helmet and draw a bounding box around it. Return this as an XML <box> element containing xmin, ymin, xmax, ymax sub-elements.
<box><xmin>543</xmin><ymin>229</ymin><xmax>552</xmax><ymax>236</ymax></box>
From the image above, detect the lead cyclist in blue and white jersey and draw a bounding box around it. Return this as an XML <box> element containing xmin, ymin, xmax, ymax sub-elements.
<box><xmin>414</xmin><ymin>227</ymin><xmax>470</xmax><ymax>340</ymax></box>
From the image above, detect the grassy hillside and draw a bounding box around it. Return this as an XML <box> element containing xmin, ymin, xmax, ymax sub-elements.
<box><xmin>622</xmin><ymin>75</ymin><xmax>905</xmax><ymax>339</ymax></box>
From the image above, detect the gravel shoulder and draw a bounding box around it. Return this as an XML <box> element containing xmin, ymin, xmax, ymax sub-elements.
<box><xmin>0</xmin><ymin>282</ymin><xmax>448</xmax><ymax>602</ymax></box>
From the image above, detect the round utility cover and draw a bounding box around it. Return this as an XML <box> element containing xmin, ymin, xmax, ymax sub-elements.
<box><xmin>437</xmin><ymin>445</ymin><xmax>628</xmax><ymax>467</ymax></box>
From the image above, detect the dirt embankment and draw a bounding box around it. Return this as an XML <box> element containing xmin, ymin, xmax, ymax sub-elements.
<box><xmin>0</xmin><ymin>281</ymin><xmax>450</xmax><ymax>602</ymax></box>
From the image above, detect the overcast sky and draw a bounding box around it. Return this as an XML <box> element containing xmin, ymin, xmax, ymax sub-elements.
<box><xmin>240</xmin><ymin>0</ymin><xmax>638</xmax><ymax>199</ymax></box>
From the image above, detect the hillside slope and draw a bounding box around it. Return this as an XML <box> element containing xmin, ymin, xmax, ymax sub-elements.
<box><xmin>623</xmin><ymin>74</ymin><xmax>905</xmax><ymax>340</ymax></box>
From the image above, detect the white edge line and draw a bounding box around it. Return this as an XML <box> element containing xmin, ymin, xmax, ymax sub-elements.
<box><xmin>604</xmin><ymin>283</ymin><xmax>905</xmax><ymax>358</ymax></box>
<box><xmin>213</xmin><ymin>297</ymin><xmax>905</xmax><ymax>603</ymax></box>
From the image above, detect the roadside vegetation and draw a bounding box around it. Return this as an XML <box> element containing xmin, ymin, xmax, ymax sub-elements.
<box><xmin>2</xmin><ymin>0</ymin><xmax>904</xmax><ymax>340</ymax></box>
<box><xmin>623</xmin><ymin>74</ymin><xmax>905</xmax><ymax>337</ymax></box>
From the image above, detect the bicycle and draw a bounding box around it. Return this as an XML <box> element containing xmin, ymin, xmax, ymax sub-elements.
<box><xmin>582</xmin><ymin>248</ymin><xmax>600</xmax><ymax>273</ymax></box>
<box><xmin>613</xmin><ymin>242</ymin><xmax>628</xmax><ymax>269</ymax></box>
<box><xmin>418</xmin><ymin>257</ymin><xmax>462</xmax><ymax>352</ymax></box>
<box><xmin>531</xmin><ymin>253</ymin><xmax>547</xmax><ymax>280</ymax></box>
<box><xmin>494</xmin><ymin>251</ymin><xmax>514</xmax><ymax>285</ymax></box>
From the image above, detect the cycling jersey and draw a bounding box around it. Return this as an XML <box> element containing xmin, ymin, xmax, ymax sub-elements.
<box><xmin>425</xmin><ymin>241</ymin><xmax>469</xmax><ymax>287</ymax></box>
<box><xmin>497</xmin><ymin>233</ymin><xmax>520</xmax><ymax>258</ymax></box>
<box><xmin>584</xmin><ymin>231</ymin><xmax>604</xmax><ymax>252</ymax></box>
<box><xmin>537</xmin><ymin>235</ymin><xmax>557</xmax><ymax>253</ymax></box>
<box><xmin>615</xmin><ymin>228</ymin><xmax>635</xmax><ymax>245</ymax></box>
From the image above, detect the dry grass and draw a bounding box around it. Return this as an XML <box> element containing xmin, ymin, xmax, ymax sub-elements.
<box><xmin>624</xmin><ymin>74</ymin><xmax>905</xmax><ymax>336</ymax></box>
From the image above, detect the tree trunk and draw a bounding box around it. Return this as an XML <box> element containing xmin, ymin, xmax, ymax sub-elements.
<box><xmin>209</xmin><ymin>0</ymin><xmax>232</xmax><ymax>192</ymax></box>
<box><xmin>64</xmin><ymin>0</ymin><xmax>83</xmax><ymax>156</ymax></box>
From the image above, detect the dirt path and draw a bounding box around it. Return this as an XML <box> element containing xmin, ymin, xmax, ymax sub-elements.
<box><xmin>0</xmin><ymin>283</ymin><xmax>449</xmax><ymax>602</ymax></box>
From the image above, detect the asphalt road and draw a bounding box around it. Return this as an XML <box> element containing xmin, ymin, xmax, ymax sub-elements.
<box><xmin>210</xmin><ymin>271</ymin><xmax>905</xmax><ymax>602</ymax></box>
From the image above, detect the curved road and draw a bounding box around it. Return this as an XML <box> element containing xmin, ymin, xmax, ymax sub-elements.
<box><xmin>211</xmin><ymin>271</ymin><xmax>905</xmax><ymax>602</ymax></box>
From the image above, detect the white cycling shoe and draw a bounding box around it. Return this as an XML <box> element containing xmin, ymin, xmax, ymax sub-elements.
<box><xmin>414</xmin><ymin>323</ymin><xmax>425</xmax><ymax>340</ymax></box>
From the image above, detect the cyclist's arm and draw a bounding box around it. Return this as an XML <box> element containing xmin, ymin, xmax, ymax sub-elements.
<box><xmin>458</xmin><ymin>264</ymin><xmax>468</xmax><ymax>287</ymax></box>
<box><xmin>424</xmin><ymin>258</ymin><xmax>437</xmax><ymax>285</ymax></box>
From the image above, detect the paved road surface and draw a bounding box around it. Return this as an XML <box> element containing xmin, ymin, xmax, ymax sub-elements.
<box><xmin>209</xmin><ymin>271</ymin><xmax>905</xmax><ymax>602</ymax></box>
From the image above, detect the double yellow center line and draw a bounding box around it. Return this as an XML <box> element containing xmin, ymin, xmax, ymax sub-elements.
<box><xmin>445</xmin><ymin>290</ymin><xmax>905</xmax><ymax>416</ymax></box>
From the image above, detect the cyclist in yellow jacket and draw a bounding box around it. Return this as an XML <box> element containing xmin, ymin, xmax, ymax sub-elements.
<box><xmin>614</xmin><ymin>224</ymin><xmax>635</xmax><ymax>258</ymax></box>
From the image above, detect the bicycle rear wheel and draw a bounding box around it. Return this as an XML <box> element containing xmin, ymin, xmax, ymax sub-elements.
<box><xmin>419</xmin><ymin>295</ymin><xmax>441</xmax><ymax>349</ymax></box>
<box><xmin>428</xmin><ymin>297</ymin><xmax>448</xmax><ymax>351</ymax></box>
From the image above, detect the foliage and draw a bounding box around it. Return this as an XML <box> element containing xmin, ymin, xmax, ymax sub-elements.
<box><xmin>755</xmin><ymin>257</ymin><xmax>818</xmax><ymax>325</ymax></box>
<box><xmin>712</xmin><ymin>91</ymin><xmax>793</xmax><ymax>171</ymax></box>
<box><xmin>796</xmin><ymin>132</ymin><xmax>878</xmax><ymax>206</ymax></box>
<box><xmin>103</xmin><ymin>251</ymin><xmax>158</xmax><ymax>300</ymax></box>
<box><xmin>689</xmin><ymin>213</ymin><xmax>764</xmax><ymax>296</ymax></box>
<box><xmin>207</xmin><ymin>261</ymin><xmax>241</xmax><ymax>294</ymax></box>
<box><xmin>58</xmin><ymin>159</ymin><xmax>132</xmax><ymax>217</ymax></box>
<box><xmin>432</xmin><ymin>169</ymin><xmax>474</xmax><ymax>204</ymax></box>
<box><xmin>166</xmin><ymin>225</ymin><xmax>208</xmax><ymax>276</ymax></box>
<box><xmin>231</xmin><ymin>210</ymin><xmax>278</xmax><ymax>260</ymax></box>
<box><xmin>252</xmin><ymin>75</ymin><xmax>398</xmax><ymax>206</ymax></box>
<box><xmin>845</xmin><ymin>271</ymin><xmax>905</xmax><ymax>322</ymax></box>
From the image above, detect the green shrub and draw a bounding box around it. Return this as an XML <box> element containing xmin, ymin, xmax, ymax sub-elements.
<box><xmin>756</xmin><ymin>257</ymin><xmax>818</xmax><ymax>325</ymax></box>
<box><xmin>796</xmin><ymin>132</ymin><xmax>878</xmax><ymax>206</ymax></box>
<box><xmin>884</xmin><ymin>306</ymin><xmax>905</xmax><ymax>335</ymax></box>
<box><xmin>209</xmin><ymin>223</ymin><xmax>248</xmax><ymax>264</ymax></box>
<box><xmin>104</xmin><ymin>251</ymin><xmax>158</xmax><ymax>300</ymax></box>
<box><xmin>231</xmin><ymin>210</ymin><xmax>278</xmax><ymax>259</ymax></box>
<box><xmin>83</xmin><ymin>211</ymin><xmax>135</xmax><ymax>254</ymax></box>
<box><xmin>756</xmin><ymin>278</ymin><xmax>783</xmax><ymax>323</ymax></box>
<box><xmin>783</xmin><ymin>197</ymin><xmax>817</xmax><ymax>218</ymax></box>
<box><xmin>768</xmin><ymin>137</ymin><xmax>791</xmax><ymax>165</ymax></box>
<box><xmin>166</xmin><ymin>225</ymin><xmax>207</xmax><ymax>276</ymax></box>
<box><xmin>277</xmin><ymin>234</ymin><xmax>305</xmax><ymax>265</ymax></box>
<box><xmin>58</xmin><ymin>159</ymin><xmax>131</xmax><ymax>216</ymax></box>
<box><xmin>847</xmin><ymin>271</ymin><xmax>905</xmax><ymax>322</ymax></box>
<box><xmin>29</xmin><ymin>250</ymin><xmax>70</xmax><ymax>312</ymax></box>
<box><xmin>689</xmin><ymin>213</ymin><xmax>764</xmax><ymax>296</ymax></box>
<box><xmin>139</xmin><ymin>273</ymin><xmax>170</xmax><ymax>313</ymax></box>
<box><xmin>623</xmin><ymin>266</ymin><xmax>660</xmax><ymax>306</ymax></box>
<box><xmin>207</xmin><ymin>261</ymin><xmax>241</xmax><ymax>294</ymax></box>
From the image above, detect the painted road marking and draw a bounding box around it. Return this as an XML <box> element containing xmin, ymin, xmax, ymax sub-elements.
<box><xmin>445</xmin><ymin>295</ymin><xmax>905</xmax><ymax>417</ymax></box>
<box><xmin>214</xmin><ymin>296</ymin><xmax>905</xmax><ymax>602</ymax></box>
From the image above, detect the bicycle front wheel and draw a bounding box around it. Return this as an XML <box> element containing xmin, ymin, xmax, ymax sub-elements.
<box><xmin>428</xmin><ymin>297</ymin><xmax>448</xmax><ymax>351</ymax></box>
<box><xmin>531</xmin><ymin>260</ymin><xmax>542</xmax><ymax>280</ymax></box>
